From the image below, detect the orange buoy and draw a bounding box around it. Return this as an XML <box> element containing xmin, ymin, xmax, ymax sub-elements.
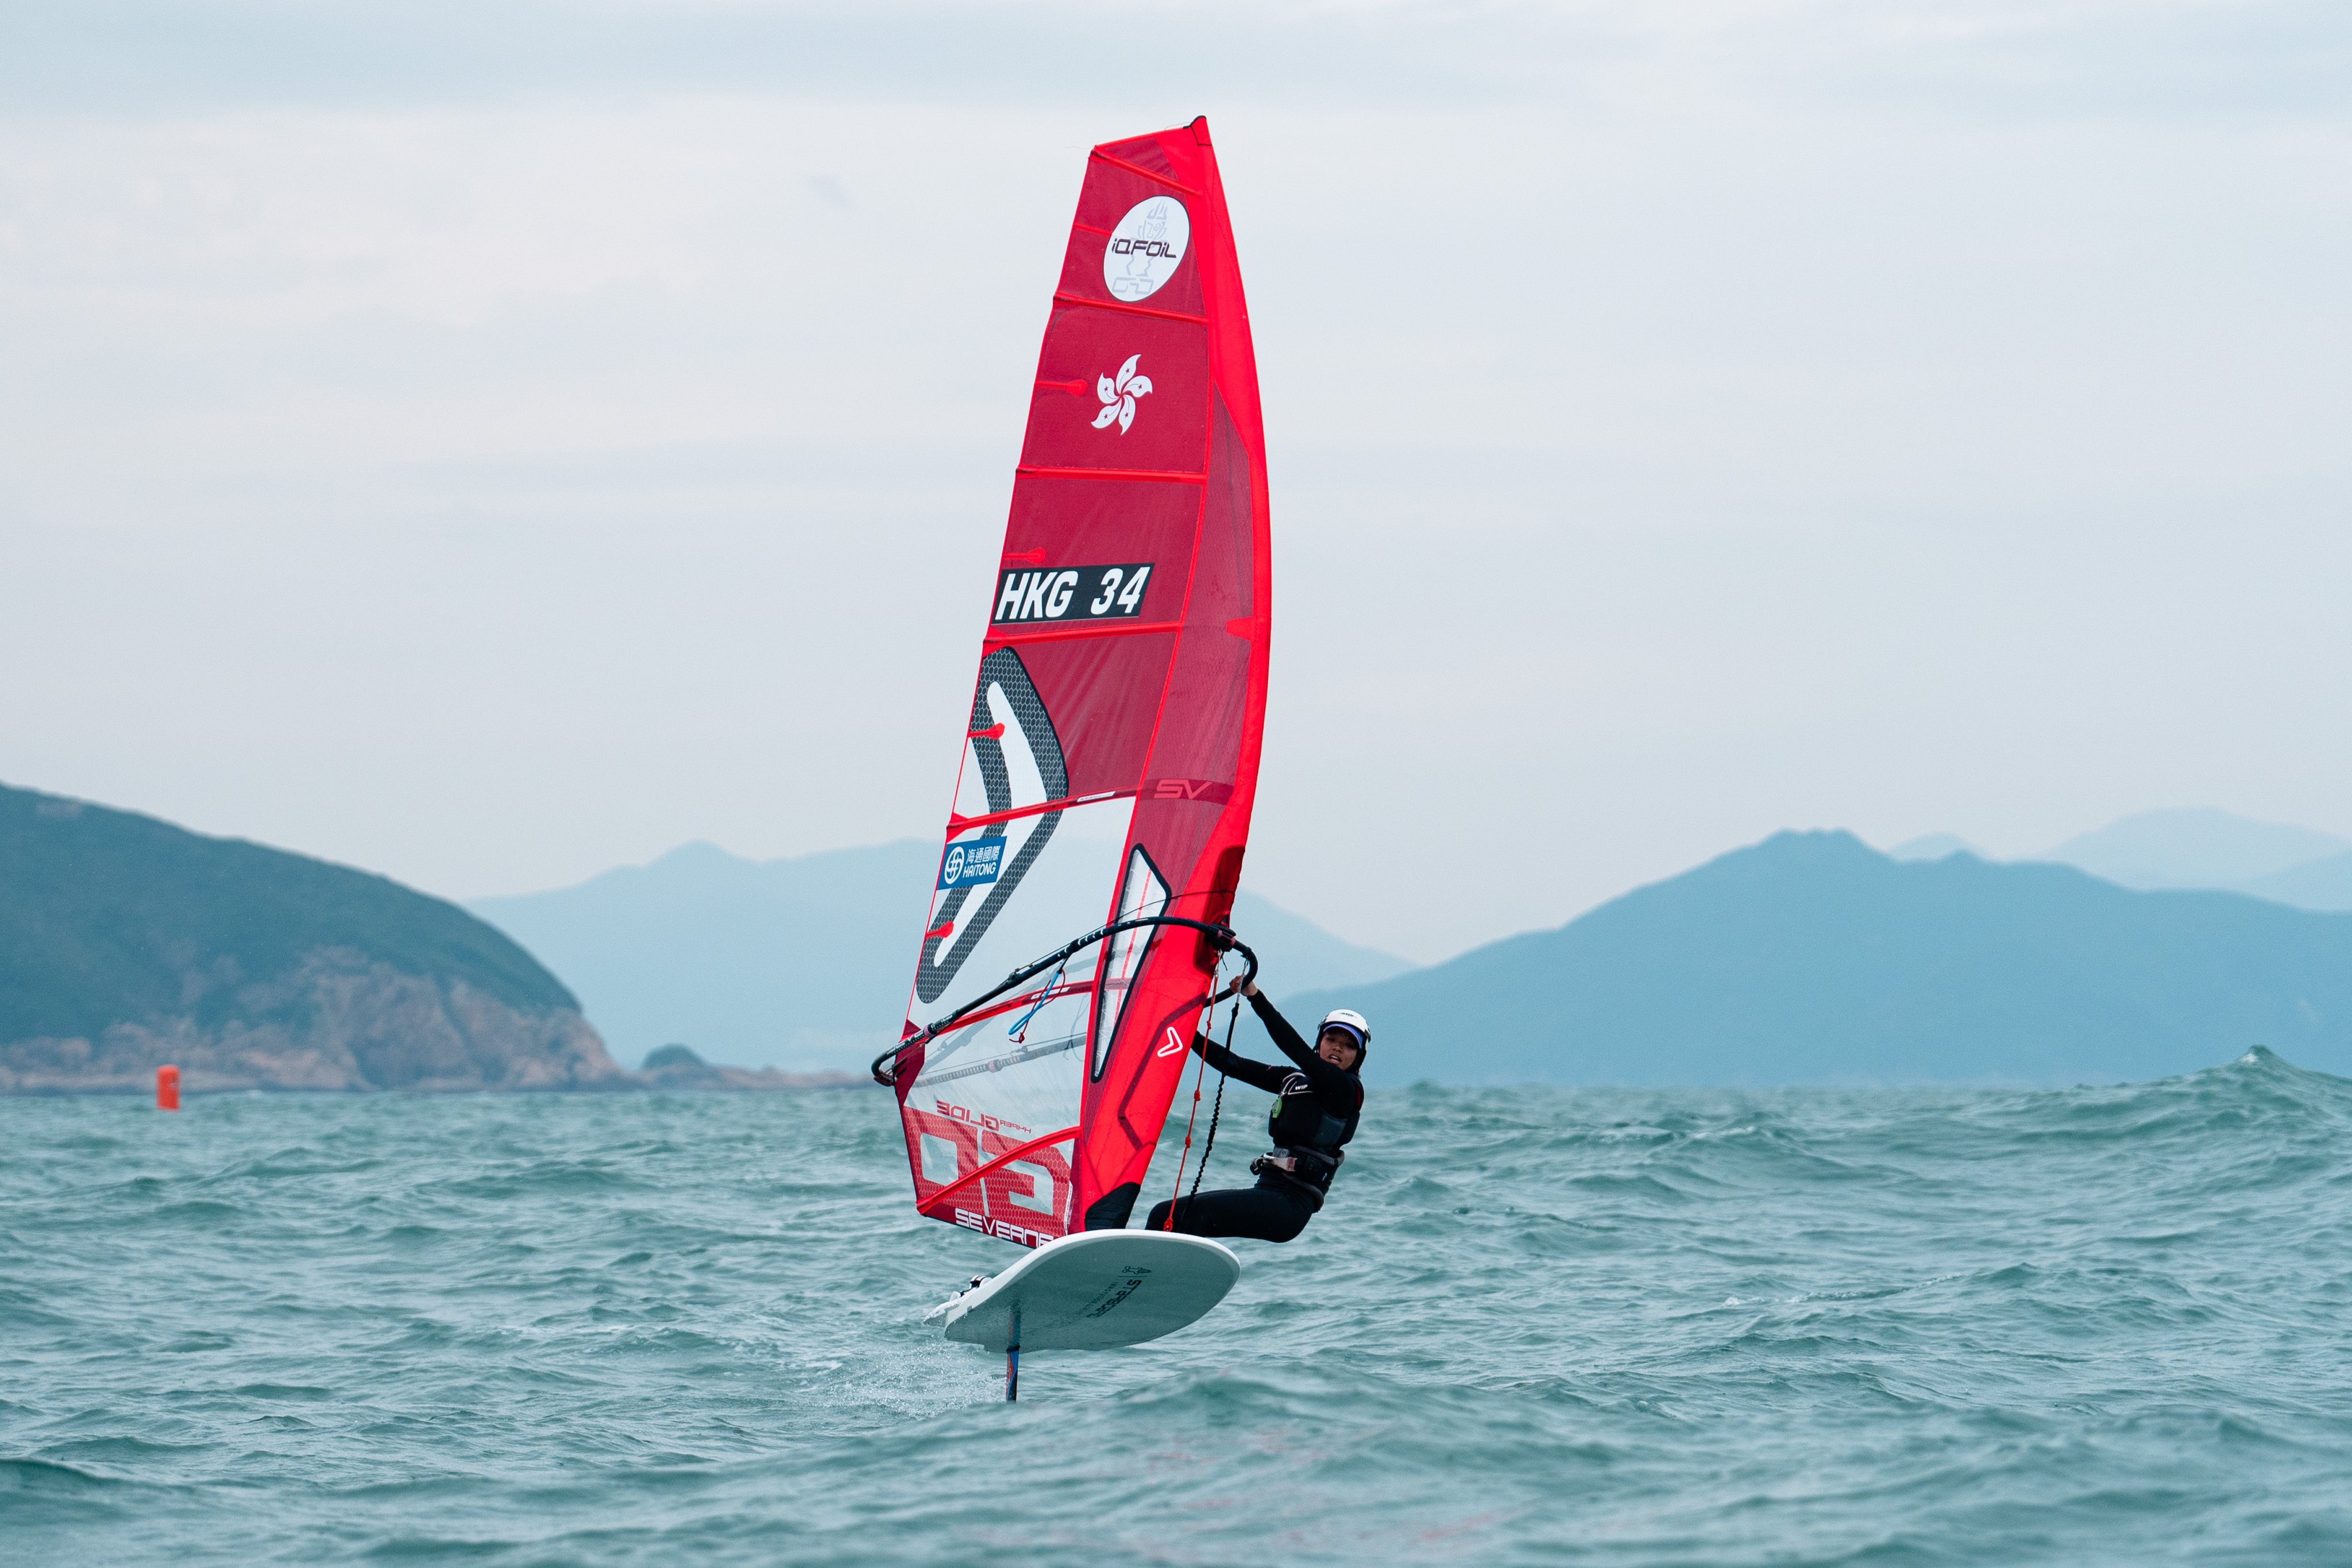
<box><xmin>157</xmin><ymin>1064</ymin><xmax>180</xmax><ymax>1111</ymax></box>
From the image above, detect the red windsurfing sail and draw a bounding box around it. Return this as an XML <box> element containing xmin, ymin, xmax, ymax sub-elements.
<box><xmin>875</xmin><ymin>118</ymin><xmax>1270</xmax><ymax>1248</ymax></box>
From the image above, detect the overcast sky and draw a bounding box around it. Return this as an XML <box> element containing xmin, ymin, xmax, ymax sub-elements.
<box><xmin>3</xmin><ymin>0</ymin><xmax>2347</xmax><ymax>961</ymax></box>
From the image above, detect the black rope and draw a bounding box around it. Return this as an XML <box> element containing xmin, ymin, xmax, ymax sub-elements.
<box><xmin>1188</xmin><ymin>993</ymin><xmax>1240</xmax><ymax>1203</ymax></box>
<box><xmin>874</xmin><ymin>915</ymin><xmax>1257</xmax><ymax>1087</ymax></box>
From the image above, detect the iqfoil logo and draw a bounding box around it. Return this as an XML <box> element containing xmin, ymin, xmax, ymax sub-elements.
<box><xmin>938</xmin><ymin>836</ymin><xmax>1007</xmax><ymax>890</ymax></box>
<box><xmin>1103</xmin><ymin>197</ymin><xmax>1189</xmax><ymax>302</ymax></box>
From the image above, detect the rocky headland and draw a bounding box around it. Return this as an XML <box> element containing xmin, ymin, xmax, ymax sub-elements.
<box><xmin>0</xmin><ymin>781</ymin><xmax>848</xmax><ymax>1095</ymax></box>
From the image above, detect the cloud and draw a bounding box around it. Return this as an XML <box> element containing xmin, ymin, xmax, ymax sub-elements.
<box><xmin>0</xmin><ymin>1</ymin><xmax>1615</xmax><ymax>116</ymax></box>
<box><xmin>4</xmin><ymin>1</ymin><xmax>2346</xmax><ymax>125</ymax></box>
<box><xmin>3</xmin><ymin>1</ymin><xmax>2350</xmax><ymax>957</ymax></box>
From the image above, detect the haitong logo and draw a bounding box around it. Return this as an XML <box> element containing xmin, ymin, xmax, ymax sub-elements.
<box><xmin>1094</xmin><ymin>354</ymin><xmax>1152</xmax><ymax>433</ymax></box>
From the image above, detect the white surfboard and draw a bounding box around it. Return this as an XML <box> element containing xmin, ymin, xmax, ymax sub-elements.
<box><xmin>933</xmin><ymin>1229</ymin><xmax>1241</xmax><ymax>1353</ymax></box>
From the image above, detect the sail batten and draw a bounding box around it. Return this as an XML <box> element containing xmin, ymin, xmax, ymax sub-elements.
<box><xmin>982</xmin><ymin>621</ymin><xmax>1184</xmax><ymax>648</ymax></box>
<box><xmin>1086</xmin><ymin>150</ymin><xmax>1201</xmax><ymax>195</ymax></box>
<box><xmin>886</xmin><ymin>118</ymin><xmax>1270</xmax><ymax>1248</ymax></box>
<box><xmin>1048</xmin><ymin>294</ymin><xmax>1212</xmax><ymax>325</ymax></box>
<box><xmin>1011</xmin><ymin>467</ymin><xmax>1206</xmax><ymax>484</ymax></box>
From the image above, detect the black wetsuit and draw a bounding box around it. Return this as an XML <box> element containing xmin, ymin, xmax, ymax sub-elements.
<box><xmin>1145</xmin><ymin>992</ymin><xmax>1362</xmax><ymax>1243</ymax></box>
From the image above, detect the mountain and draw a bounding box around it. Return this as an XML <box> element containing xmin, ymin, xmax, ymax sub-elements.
<box><xmin>2037</xmin><ymin>808</ymin><xmax>2349</xmax><ymax>892</ymax></box>
<box><xmin>0</xmin><ymin>782</ymin><xmax>622</xmax><ymax>1094</ymax></box>
<box><xmin>465</xmin><ymin>841</ymin><xmax>1413</xmax><ymax>1072</ymax></box>
<box><xmin>1284</xmin><ymin>831</ymin><xmax>2352</xmax><ymax>1088</ymax></box>
<box><xmin>467</xmin><ymin>840</ymin><xmax>935</xmax><ymax>1073</ymax></box>
<box><xmin>1226</xmin><ymin>889</ymin><xmax>1416</xmax><ymax>991</ymax></box>
<box><xmin>2238</xmin><ymin>851</ymin><xmax>2352</xmax><ymax>913</ymax></box>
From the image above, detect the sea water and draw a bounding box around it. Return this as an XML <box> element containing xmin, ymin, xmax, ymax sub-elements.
<box><xmin>6</xmin><ymin>1048</ymin><xmax>2351</xmax><ymax>1565</ymax></box>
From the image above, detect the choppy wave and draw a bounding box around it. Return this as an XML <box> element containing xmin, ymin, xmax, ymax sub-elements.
<box><xmin>7</xmin><ymin>1051</ymin><xmax>2352</xmax><ymax>1564</ymax></box>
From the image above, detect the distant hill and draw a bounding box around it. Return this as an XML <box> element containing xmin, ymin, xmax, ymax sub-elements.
<box><xmin>466</xmin><ymin>841</ymin><xmax>1413</xmax><ymax>1072</ymax></box>
<box><xmin>1286</xmin><ymin>831</ymin><xmax>2352</xmax><ymax>1088</ymax></box>
<box><xmin>2235</xmin><ymin>851</ymin><xmax>2352</xmax><ymax>913</ymax></box>
<box><xmin>1880</xmin><ymin>810</ymin><xmax>2352</xmax><ymax>915</ymax></box>
<box><xmin>0</xmin><ymin>782</ymin><xmax>622</xmax><ymax>1094</ymax></box>
<box><xmin>468</xmin><ymin>840</ymin><xmax>935</xmax><ymax>1072</ymax></box>
<box><xmin>1229</xmin><ymin>890</ymin><xmax>1416</xmax><ymax>993</ymax></box>
<box><xmin>2038</xmin><ymin>808</ymin><xmax>2349</xmax><ymax>892</ymax></box>
<box><xmin>634</xmin><ymin>1042</ymin><xmax>859</xmax><ymax>1092</ymax></box>
<box><xmin>1887</xmin><ymin>833</ymin><xmax>1982</xmax><ymax>862</ymax></box>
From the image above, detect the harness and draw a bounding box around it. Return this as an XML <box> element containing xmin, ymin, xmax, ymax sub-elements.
<box><xmin>1250</xmin><ymin>1145</ymin><xmax>1345</xmax><ymax>1206</ymax></box>
<box><xmin>1248</xmin><ymin>1071</ymin><xmax>1358</xmax><ymax>1207</ymax></box>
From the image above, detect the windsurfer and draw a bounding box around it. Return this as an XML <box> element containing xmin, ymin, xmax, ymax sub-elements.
<box><xmin>1145</xmin><ymin>984</ymin><xmax>1366</xmax><ymax>1243</ymax></box>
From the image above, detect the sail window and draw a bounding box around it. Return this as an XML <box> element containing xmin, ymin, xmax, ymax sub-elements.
<box><xmin>919</xmin><ymin>1134</ymin><xmax>964</xmax><ymax>1188</ymax></box>
<box><xmin>1092</xmin><ymin>845</ymin><xmax>1171</xmax><ymax>1080</ymax></box>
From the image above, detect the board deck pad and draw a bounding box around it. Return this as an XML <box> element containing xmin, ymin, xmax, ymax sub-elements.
<box><xmin>937</xmin><ymin>1230</ymin><xmax>1240</xmax><ymax>1351</ymax></box>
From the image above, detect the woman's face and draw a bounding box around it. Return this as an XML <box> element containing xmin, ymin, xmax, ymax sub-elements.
<box><xmin>1317</xmin><ymin>1028</ymin><xmax>1361</xmax><ymax>1069</ymax></box>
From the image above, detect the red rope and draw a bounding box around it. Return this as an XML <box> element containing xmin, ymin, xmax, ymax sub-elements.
<box><xmin>1161</xmin><ymin>986</ymin><xmax>1214</xmax><ymax>1229</ymax></box>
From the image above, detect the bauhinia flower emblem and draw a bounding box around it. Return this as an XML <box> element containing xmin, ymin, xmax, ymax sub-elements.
<box><xmin>1094</xmin><ymin>354</ymin><xmax>1152</xmax><ymax>433</ymax></box>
